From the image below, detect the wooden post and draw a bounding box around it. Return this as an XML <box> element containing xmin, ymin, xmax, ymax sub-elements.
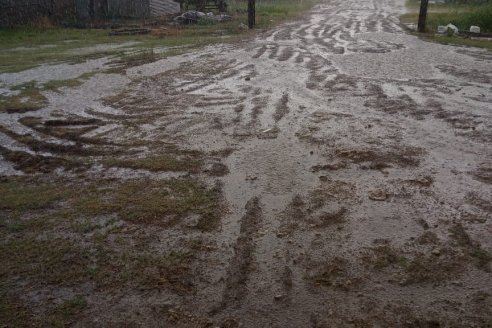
<box><xmin>89</xmin><ymin>0</ymin><xmax>95</xmax><ymax>20</ymax></box>
<box><xmin>248</xmin><ymin>0</ymin><xmax>255</xmax><ymax>29</ymax></box>
<box><xmin>418</xmin><ymin>0</ymin><xmax>429</xmax><ymax>33</ymax></box>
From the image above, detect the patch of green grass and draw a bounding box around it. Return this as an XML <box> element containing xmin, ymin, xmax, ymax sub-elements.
<box><xmin>74</xmin><ymin>178</ymin><xmax>221</xmax><ymax>230</ymax></box>
<box><xmin>110</xmin><ymin>48</ymin><xmax>160</xmax><ymax>69</ymax></box>
<box><xmin>365</xmin><ymin>245</ymin><xmax>407</xmax><ymax>270</ymax></box>
<box><xmin>469</xmin><ymin>248</ymin><xmax>492</xmax><ymax>269</ymax></box>
<box><xmin>0</xmin><ymin>237</ymin><xmax>195</xmax><ymax>319</ymax></box>
<box><xmin>450</xmin><ymin>223</ymin><xmax>491</xmax><ymax>270</ymax></box>
<box><xmin>0</xmin><ymin>212</ymin><xmax>49</xmax><ymax>234</ymax></box>
<box><xmin>42</xmin><ymin>78</ymin><xmax>84</xmax><ymax>93</ymax></box>
<box><xmin>74</xmin><ymin>247</ymin><xmax>195</xmax><ymax>293</ymax></box>
<box><xmin>229</xmin><ymin>0</ymin><xmax>318</xmax><ymax>28</ymax></box>
<box><xmin>423</xmin><ymin>34</ymin><xmax>492</xmax><ymax>50</ymax></box>
<box><xmin>0</xmin><ymin>174</ymin><xmax>222</xmax><ymax>323</ymax></box>
<box><xmin>75</xmin><ymin>221</ymin><xmax>103</xmax><ymax>233</ymax></box>
<box><xmin>0</xmin><ymin>178</ymin><xmax>69</xmax><ymax>211</ymax></box>
<box><xmin>402</xmin><ymin>0</ymin><xmax>492</xmax><ymax>50</ymax></box>
<box><xmin>0</xmin><ymin>207</ymin><xmax>198</xmax><ymax>289</ymax></box>
<box><xmin>0</xmin><ymin>290</ymin><xmax>36</xmax><ymax>328</ymax></box>
<box><xmin>306</xmin><ymin>257</ymin><xmax>360</xmax><ymax>291</ymax></box>
<box><xmin>47</xmin><ymin>295</ymin><xmax>87</xmax><ymax>328</ymax></box>
<box><xmin>71</xmin><ymin>216</ymin><xmax>118</xmax><ymax>234</ymax></box>
<box><xmin>0</xmin><ymin>28</ymin><xmax>127</xmax><ymax>72</ymax></box>
<box><xmin>399</xmin><ymin>251</ymin><xmax>464</xmax><ymax>285</ymax></box>
<box><xmin>104</xmin><ymin>153</ymin><xmax>203</xmax><ymax>173</ymax></box>
<box><xmin>0</xmin><ymin>124</ymin><xmax>95</xmax><ymax>156</ymax></box>
<box><xmin>0</xmin><ymin>145</ymin><xmax>78</xmax><ymax>173</ymax></box>
<box><xmin>129</xmin><ymin>251</ymin><xmax>194</xmax><ymax>291</ymax></box>
<box><xmin>310</xmin><ymin>257</ymin><xmax>350</xmax><ymax>289</ymax></box>
<box><xmin>0</xmin><ymin>0</ymin><xmax>319</xmax><ymax>73</ymax></box>
<box><xmin>0</xmin><ymin>175</ymin><xmax>221</xmax><ymax>232</ymax></box>
<box><xmin>363</xmin><ymin>244</ymin><xmax>466</xmax><ymax>285</ymax></box>
<box><xmin>401</xmin><ymin>0</ymin><xmax>492</xmax><ymax>33</ymax></box>
<box><xmin>0</xmin><ymin>82</ymin><xmax>47</xmax><ymax>113</ymax></box>
<box><xmin>0</xmin><ymin>237</ymin><xmax>91</xmax><ymax>285</ymax></box>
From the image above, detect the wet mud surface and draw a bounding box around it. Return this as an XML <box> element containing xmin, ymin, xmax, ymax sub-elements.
<box><xmin>1</xmin><ymin>0</ymin><xmax>492</xmax><ymax>327</ymax></box>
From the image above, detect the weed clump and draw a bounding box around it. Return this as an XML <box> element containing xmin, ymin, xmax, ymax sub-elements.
<box><xmin>0</xmin><ymin>82</ymin><xmax>47</xmax><ymax>113</ymax></box>
<box><xmin>104</xmin><ymin>153</ymin><xmax>202</xmax><ymax>173</ymax></box>
<box><xmin>449</xmin><ymin>223</ymin><xmax>491</xmax><ymax>270</ymax></box>
<box><xmin>308</xmin><ymin>257</ymin><xmax>358</xmax><ymax>291</ymax></box>
<box><xmin>74</xmin><ymin>178</ymin><xmax>222</xmax><ymax>231</ymax></box>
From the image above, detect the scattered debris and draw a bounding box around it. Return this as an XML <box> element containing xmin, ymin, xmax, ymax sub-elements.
<box><xmin>437</xmin><ymin>24</ymin><xmax>459</xmax><ymax>35</ymax></box>
<box><xmin>446</xmin><ymin>23</ymin><xmax>459</xmax><ymax>35</ymax></box>
<box><xmin>173</xmin><ymin>11</ymin><xmax>232</xmax><ymax>25</ymax></box>
<box><xmin>274</xmin><ymin>294</ymin><xmax>284</xmax><ymax>301</ymax></box>
<box><xmin>257</xmin><ymin>126</ymin><xmax>280</xmax><ymax>139</ymax></box>
<box><xmin>407</xmin><ymin>176</ymin><xmax>434</xmax><ymax>187</ymax></box>
<box><xmin>437</xmin><ymin>26</ymin><xmax>447</xmax><ymax>34</ymax></box>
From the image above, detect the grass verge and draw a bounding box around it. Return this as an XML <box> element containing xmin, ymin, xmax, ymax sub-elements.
<box><xmin>0</xmin><ymin>175</ymin><xmax>222</xmax><ymax>324</ymax></box>
<box><xmin>401</xmin><ymin>0</ymin><xmax>492</xmax><ymax>50</ymax></box>
<box><xmin>0</xmin><ymin>0</ymin><xmax>319</xmax><ymax>73</ymax></box>
<box><xmin>402</xmin><ymin>0</ymin><xmax>492</xmax><ymax>33</ymax></box>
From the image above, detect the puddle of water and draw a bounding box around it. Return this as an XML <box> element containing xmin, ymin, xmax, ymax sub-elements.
<box><xmin>0</xmin><ymin>57</ymin><xmax>111</xmax><ymax>87</ymax></box>
<box><xmin>67</xmin><ymin>41</ymin><xmax>141</xmax><ymax>55</ymax></box>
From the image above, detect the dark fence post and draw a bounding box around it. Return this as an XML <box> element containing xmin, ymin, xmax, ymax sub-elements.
<box><xmin>418</xmin><ymin>0</ymin><xmax>429</xmax><ymax>33</ymax></box>
<box><xmin>248</xmin><ymin>0</ymin><xmax>255</xmax><ymax>29</ymax></box>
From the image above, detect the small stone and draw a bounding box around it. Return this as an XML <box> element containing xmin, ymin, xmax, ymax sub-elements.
<box><xmin>470</xmin><ymin>25</ymin><xmax>480</xmax><ymax>33</ymax></box>
<box><xmin>432</xmin><ymin>249</ymin><xmax>441</xmax><ymax>256</ymax></box>
<box><xmin>368</xmin><ymin>190</ymin><xmax>388</xmax><ymax>201</ymax></box>
<box><xmin>245</xmin><ymin>76</ymin><xmax>251</xmax><ymax>81</ymax></box>
<box><xmin>274</xmin><ymin>294</ymin><xmax>283</xmax><ymax>300</ymax></box>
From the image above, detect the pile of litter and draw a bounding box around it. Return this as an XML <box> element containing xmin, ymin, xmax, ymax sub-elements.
<box><xmin>436</xmin><ymin>24</ymin><xmax>491</xmax><ymax>37</ymax></box>
<box><xmin>173</xmin><ymin>11</ymin><xmax>232</xmax><ymax>25</ymax></box>
<box><xmin>437</xmin><ymin>23</ymin><xmax>459</xmax><ymax>35</ymax></box>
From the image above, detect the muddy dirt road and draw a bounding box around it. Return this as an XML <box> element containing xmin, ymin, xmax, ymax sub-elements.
<box><xmin>1</xmin><ymin>0</ymin><xmax>492</xmax><ymax>326</ymax></box>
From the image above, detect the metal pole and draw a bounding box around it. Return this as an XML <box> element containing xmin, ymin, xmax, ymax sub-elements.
<box><xmin>418</xmin><ymin>0</ymin><xmax>429</xmax><ymax>33</ymax></box>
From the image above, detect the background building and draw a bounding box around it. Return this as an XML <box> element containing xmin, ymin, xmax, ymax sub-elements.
<box><xmin>0</xmin><ymin>0</ymin><xmax>180</xmax><ymax>27</ymax></box>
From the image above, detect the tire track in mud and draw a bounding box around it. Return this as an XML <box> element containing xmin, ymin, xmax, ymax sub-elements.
<box><xmin>257</xmin><ymin>0</ymin><xmax>406</xmax><ymax>58</ymax></box>
<box><xmin>217</xmin><ymin>197</ymin><xmax>263</xmax><ymax>311</ymax></box>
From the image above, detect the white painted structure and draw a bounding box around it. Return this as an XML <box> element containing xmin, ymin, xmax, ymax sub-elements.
<box><xmin>150</xmin><ymin>0</ymin><xmax>180</xmax><ymax>16</ymax></box>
